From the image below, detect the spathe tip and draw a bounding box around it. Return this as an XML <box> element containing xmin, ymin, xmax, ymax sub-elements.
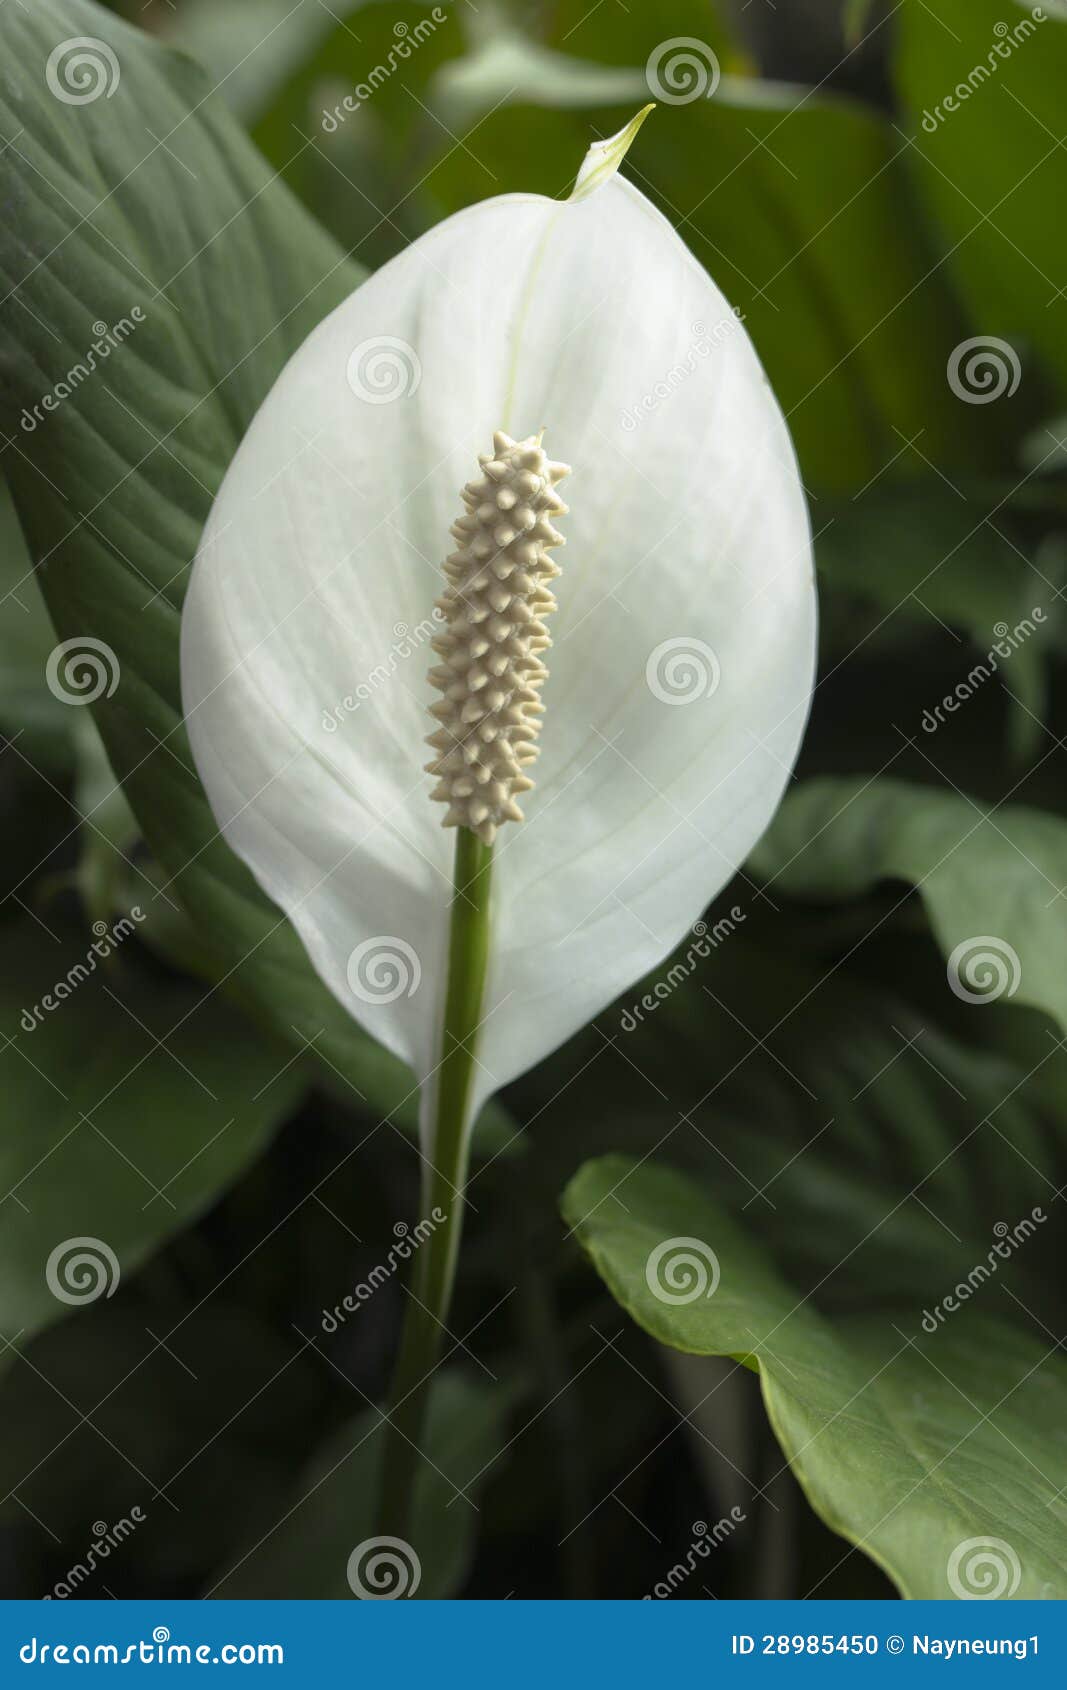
<box><xmin>570</xmin><ymin>105</ymin><xmax>655</xmax><ymax>202</ymax></box>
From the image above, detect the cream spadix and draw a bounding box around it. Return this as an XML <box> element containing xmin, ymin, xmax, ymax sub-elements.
<box><xmin>180</xmin><ymin>114</ymin><xmax>816</xmax><ymax>1126</ymax></box>
<box><xmin>427</xmin><ymin>431</ymin><xmax>570</xmax><ymax>846</ymax></box>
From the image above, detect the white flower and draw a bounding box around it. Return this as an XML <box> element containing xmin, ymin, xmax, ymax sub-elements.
<box><xmin>181</xmin><ymin>114</ymin><xmax>815</xmax><ymax>1129</ymax></box>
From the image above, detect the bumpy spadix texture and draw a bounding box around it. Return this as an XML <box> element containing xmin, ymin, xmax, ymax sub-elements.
<box><xmin>181</xmin><ymin>123</ymin><xmax>816</xmax><ymax>1124</ymax></box>
<box><xmin>427</xmin><ymin>432</ymin><xmax>570</xmax><ymax>845</ymax></box>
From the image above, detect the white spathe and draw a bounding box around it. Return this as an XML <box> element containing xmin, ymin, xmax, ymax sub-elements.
<box><xmin>180</xmin><ymin>119</ymin><xmax>816</xmax><ymax>1121</ymax></box>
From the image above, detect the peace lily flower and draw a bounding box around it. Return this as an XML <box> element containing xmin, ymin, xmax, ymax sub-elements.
<box><xmin>180</xmin><ymin>109</ymin><xmax>814</xmax><ymax>1526</ymax></box>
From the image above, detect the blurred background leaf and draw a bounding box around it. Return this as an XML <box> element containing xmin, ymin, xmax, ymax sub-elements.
<box><xmin>753</xmin><ymin>777</ymin><xmax>1067</xmax><ymax>1033</ymax></box>
<box><xmin>897</xmin><ymin>0</ymin><xmax>1067</xmax><ymax>397</ymax></box>
<box><xmin>0</xmin><ymin>912</ymin><xmax>302</xmax><ymax>1348</ymax></box>
<box><xmin>216</xmin><ymin>1373</ymin><xmax>510</xmax><ymax>1598</ymax></box>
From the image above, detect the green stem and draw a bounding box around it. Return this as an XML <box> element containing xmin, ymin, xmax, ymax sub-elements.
<box><xmin>375</xmin><ymin>827</ymin><xmax>493</xmax><ymax>1539</ymax></box>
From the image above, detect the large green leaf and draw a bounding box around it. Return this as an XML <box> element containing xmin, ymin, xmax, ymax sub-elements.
<box><xmin>751</xmin><ymin>778</ymin><xmax>1067</xmax><ymax>1034</ymax></box>
<box><xmin>426</xmin><ymin>52</ymin><xmax>994</xmax><ymax>491</ymax></box>
<box><xmin>563</xmin><ymin>1156</ymin><xmax>1067</xmax><ymax>1598</ymax></box>
<box><xmin>534</xmin><ymin>927</ymin><xmax>1066</xmax><ymax>1592</ymax></box>
<box><xmin>0</xmin><ymin>0</ymin><xmax>509</xmax><ymax>1142</ymax></box>
<box><xmin>896</xmin><ymin>0</ymin><xmax>1067</xmax><ymax>397</ymax></box>
<box><xmin>215</xmin><ymin>1373</ymin><xmax>507</xmax><ymax>1597</ymax></box>
<box><xmin>517</xmin><ymin>935</ymin><xmax>1062</xmax><ymax>1319</ymax></box>
<box><xmin>0</xmin><ymin>481</ymin><xmax>72</xmax><ymax>776</ymax></box>
<box><xmin>0</xmin><ymin>913</ymin><xmax>302</xmax><ymax>1345</ymax></box>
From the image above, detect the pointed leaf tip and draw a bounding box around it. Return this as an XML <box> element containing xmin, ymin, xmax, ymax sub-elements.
<box><xmin>570</xmin><ymin>105</ymin><xmax>655</xmax><ymax>203</ymax></box>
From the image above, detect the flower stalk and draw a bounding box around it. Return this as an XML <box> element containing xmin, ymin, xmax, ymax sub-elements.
<box><xmin>376</xmin><ymin>825</ymin><xmax>493</xmax><ymax>1538</ymax></box>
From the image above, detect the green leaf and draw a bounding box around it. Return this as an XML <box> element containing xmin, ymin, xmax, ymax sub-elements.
<box><xmin>896</xmin><ymin>0</ymin><xmax>1067</xmax><ymax>398</ymax></box>
<box><xmin>163</xmin><ymin>0</ymin><xmax>346</xmax><ymax>126</ymax></box>
<box><xmin>0</xmin><ymin>0</ymin><xmax>493</xmax><ymax>1140</ymax></box>
<box><xmin>425</xmin><ymin>56</ymin><xmax>994</xmax><ymax>491</ymax></box>
<box><xmin>0</xmin><ymin>913</ymin><xmax>302</xmax><ymax>1346</ymax></box>
<box><xmin>0</xmin><ymin>482</ymin><xmax>163</xmax><ymax>921</ymax></box>
<box><xmin>520</xmin><ymin>935</ymin><xmax>1061</xmax><ymax>1319</ymax></box>
<box><xmin>751</xmin><ymin>777</ymin><xmax>1067</xmax><ymax>1034</ymax></box>
<box><xmin>166</xmin><ymin>1</ymin><xmax>470</xmax><ymax>271</ymax></box>
<box><xmin>0</xmin><ymin>481</ymin><xmax>72</xmax><ymax>777</ymax></box>
<box><xmin>815</xmin><ymin>484</ymin><xmax>1053</xmax><ymax>649</ymax></box>
<box><xmin>563</xmin><ymin>1156</ymin><xmax>1067</xmax><ymax>1598</ymax></box>
<box><xmin>214</xmin><ymin>1372</ymin><xmax>508</xmax><ymax>1597</ymax></box>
